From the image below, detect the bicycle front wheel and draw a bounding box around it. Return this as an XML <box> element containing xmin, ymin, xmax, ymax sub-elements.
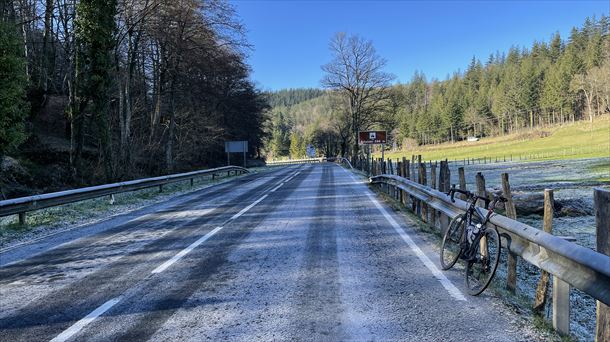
<box><xmin>440</xmin><ymin>214</ymin><xmax>466</xmax><ymax>270</ymax></box>
<box><xmin>465</xmin><ymin>227</ymin><xmax>501</xmax><ymax>296</ymax></box>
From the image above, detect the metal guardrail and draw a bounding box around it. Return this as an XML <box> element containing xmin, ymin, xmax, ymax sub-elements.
<box><xmin>265</xmin><ymin>157</ymin><xmax>324</xmax><ymax>166</ymax></box>
<box><xmin>370</xmin><ymin>174</ymin><xmax>610</xmax><ymax>306</ymax></box>
<box><xmin>0</xmin><ymin>166</ymin><xmax>249</xmax><ymax>219</ymax></box>
<box><xmin>325</xmin><ymin>157</ymin><xmax>354</xmax><ymax>170</ymax></box>
<box><xmin>265</xmin><ymin>157</ymin><xmax>354</xmax><ymax>169</ymax></box>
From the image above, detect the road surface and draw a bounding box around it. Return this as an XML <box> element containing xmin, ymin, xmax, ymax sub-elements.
<box><xmin>0</xmin><ymin>164</ymin><xmax>542</xmax><ymax>341</ymax></box>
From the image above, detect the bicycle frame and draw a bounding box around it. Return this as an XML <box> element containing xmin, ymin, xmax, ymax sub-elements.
<box><xmin>450</xmin><ymin>189</ymin><xmax>502</xmax><ymax>261</ymax></box>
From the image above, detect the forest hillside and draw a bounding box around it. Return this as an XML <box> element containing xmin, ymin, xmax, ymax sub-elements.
<box><xmin>266</xmin><ymin>16</ymin><xmax>610</xmax><ymax>160</ymax></box>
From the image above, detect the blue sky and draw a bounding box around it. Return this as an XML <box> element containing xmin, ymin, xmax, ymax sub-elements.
<box><xmin>230</xmin><ymin>0</ymin><xmax>609</xmax><ymax>91</ymax></box>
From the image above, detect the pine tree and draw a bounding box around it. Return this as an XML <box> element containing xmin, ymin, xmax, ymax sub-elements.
<box><xmin>289</xmin><ymin>132</ymin><xmax>305</xmax><ymax>159</ymax></box>
<box><xmin>549</xmin><ymin>32</ymin><xmax>563</xmax><ymax>63</ymax></box>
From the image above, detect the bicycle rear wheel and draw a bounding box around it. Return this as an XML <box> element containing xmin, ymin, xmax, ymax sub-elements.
<box><xmin>465</xmin><ymin>227</ymin><xmax>501</xmax><ymax>295</ymax></box>
<box><xmin>440</xmin><ymin>214</ymin><xmax>466</xmax><ymax>270</ymax></box>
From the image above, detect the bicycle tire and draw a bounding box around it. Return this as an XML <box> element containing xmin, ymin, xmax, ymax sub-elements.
<box><xmin>465</xmin><ymin>227</ymin><xmax>501</xmax><ymax>295</ymax></box>
<box><xmin>440</xmin><ymin>214</ymin><xmax>466</xmax><ymax>270</ymax></box>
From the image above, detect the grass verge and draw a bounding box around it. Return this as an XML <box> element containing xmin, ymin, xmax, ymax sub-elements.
<box><xmin>379</xmin><ymin>116</ymin><xmax>610</xmax><ymax>162</ymax></box>
<box><xmin>0</xmin><ymin>171</ymin><xmax>256</xmax><ymax>247</ymax></box>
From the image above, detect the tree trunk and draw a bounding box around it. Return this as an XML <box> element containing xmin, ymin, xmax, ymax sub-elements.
<box><xmin>166</xmin><ymin>77</ymin><xmax>176</xmax><ymax>173</ymax></box>
<box><xmin>584</xmin><ymin>90</ymin><xmax>594</xmax><ymax>123</ymax></box>
<box><xmin>40</xmin><ymin>0</ymin><xmax>55</xmax><ymax>100</ymax></box>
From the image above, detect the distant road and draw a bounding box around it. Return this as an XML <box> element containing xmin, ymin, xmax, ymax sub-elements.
<box><xmin>0</xmin><ymin>164</ymin><xmax>542</xmax><ymax>341</ymax></box>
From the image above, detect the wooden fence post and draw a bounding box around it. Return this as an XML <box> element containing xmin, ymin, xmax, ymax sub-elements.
<box><xmin>411</xmin><ymin>157</ymin><xmax>417</xmax><ymax>212</ymax></box>
<box><xmin>534</xmin><ymin>189</ymin><xmax>554</xmax><ymax>314</ymax></box>
<box><xmin>501</xmin><ymin>173</ymin><xmax>518</xmax><ymax>294</ymax></box>
<box><xmin>458</xmin><ymin>167</ymin><xmax>466</xmax><ymax>200</ymax></box>
<box><xmin>411</xmin><ymin>155</ymin><xmax>416</xmax><ymax>182</ymax></box>
<box><xmin>430</xmin><ymin>162</ymin><xmax>437</xmax><ymax>228</ymax></box>
<box><xmin>442</xmin><ymin>160</ymin><xmax>450</xmax><ymax>193</ymax></box>
<box><xmin>595</xmin><ymin>188</ymin><xmax>610</xmax><ymax>342</ymax></box>
<box><xmin>388</xmin><ymin>160</ymin><xmax>392</xmax><ymax>194</ymax></box>
<box><xmin>439</xmin><ymin>161</ymin><xmax>445</xmax><ymax>191</ymax></box>
<box><xmin>420</xmin><ymin>162</ymin><xmax>427</xmax><ymax>222</ymax></box>
<box><xmin>438</xmin><ymin>161</ymin><xmax>450</xmax><ymax>234</ymax></box>
<box><xmin>417</xmin><ymin>155</ymin><xmax>422</xmax><ymax>183</ymax></box>
<box><xmin>475</xmin><ymin>173</ymin><xmax>486</xmax><ymax>207</ymax></box>
<box><xmin>397</xmin><ymin>160</ymin><xmax>402</xmax><ymax>201</ymax></box>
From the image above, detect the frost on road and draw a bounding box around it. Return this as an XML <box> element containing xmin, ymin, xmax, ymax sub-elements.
<box><xmin>0</xmin><ymin>164</ymin><xmax>545</xmax><ymax>341</ymax></box>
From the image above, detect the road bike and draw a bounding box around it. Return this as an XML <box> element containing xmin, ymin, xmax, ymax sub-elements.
<box><xmin>440</xmin><ymin>186</ymin><xmax>507</xmax><ymax>295</ymax></box>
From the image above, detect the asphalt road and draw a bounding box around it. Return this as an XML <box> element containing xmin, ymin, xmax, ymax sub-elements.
<box><xmin>0</xmin><ymin>163</ymin><xmax>543</xmax><ymax>341</ymax></box>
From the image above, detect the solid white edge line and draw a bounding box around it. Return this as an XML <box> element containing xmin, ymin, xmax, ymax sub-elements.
<box><xmin>50</xmin><ymin>297</ymin><xmax>121</xmax><ymax>342</ymax></box>
<box><xmin>345</xmin><ymin>169</ymin><xmax>467</xmax><ymax>301</ymax></box>
<box><xmin>151</xmin><ymin>226</ymin><xmax>223</xmax><ymax>274</ymax></box>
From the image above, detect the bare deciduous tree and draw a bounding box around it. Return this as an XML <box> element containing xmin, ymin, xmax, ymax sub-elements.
<box><xmin>321</xmin><ymin>32</ymin><xmax>394</xmax><ymax>157</ymax></box>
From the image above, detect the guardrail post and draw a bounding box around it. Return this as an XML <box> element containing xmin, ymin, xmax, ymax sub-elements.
<box><xmin>552</xmin><ymin>275</ymin><xmax>570</xmax><ymax>336</ymax></box>
<box><xmin>501</xmin><ymin>173</ymin><xmax>518</xmax><ymax>294</ymax></box>
<box><xmin>190</xmin><ymin>178</ymin><xmax>194</xmax><ymax>187</ymax></box>
<box><xmin>159</xmin><ymin>184</ymin><xmax>163</xmax><ymax>193</ymax></box>
<box><xmin>18</xmin><ymin>212</ymin><xmax>26</xmax><ymax>225</ymax></box>
<box><xmin>595</xmin><ymin>188</ymin><xmax>610</xmax><ymax>342</ymax></box>
<box><xmin>534</xmin><ymin>189</ymin><xmax>553</xmax><ymax>314</ymax></box>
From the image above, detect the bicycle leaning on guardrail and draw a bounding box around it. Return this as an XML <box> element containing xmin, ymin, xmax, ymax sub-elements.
<box><xmin>440</xmin><ymin>185</ymin><xmax>508</xmax><ymax>295</ymax></box>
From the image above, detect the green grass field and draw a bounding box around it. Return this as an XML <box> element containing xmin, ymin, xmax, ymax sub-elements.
<box><xmin>379</xmin><ymin>116</ymin><xmax>610</xmax><ymax>163</ymax></box>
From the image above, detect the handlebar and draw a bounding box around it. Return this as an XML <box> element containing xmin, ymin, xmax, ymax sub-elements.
<box><xmin>447</xmin><ymin>185</ymin><xmax>507</xmax><ymax>209</ymax></box>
